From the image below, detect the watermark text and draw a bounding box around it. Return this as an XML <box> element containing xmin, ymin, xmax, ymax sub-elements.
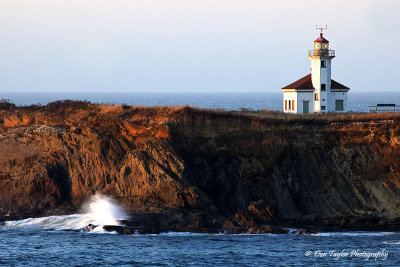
<box><xmin>304</xmin><ymin>249</ymin><xmax>388</xmax><ymax>261</ymax></box>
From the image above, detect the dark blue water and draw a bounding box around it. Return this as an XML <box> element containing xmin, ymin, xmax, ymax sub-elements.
<box><xmin>0</xmin><ymin>212</ymin><xmax>398</xmax><ymax>266</ymax></box>
<box><xmin>1</xmin><ymin>91</ymin><xmax>400</xmax><ymax>112</ymax></box>
<box><xmin>0</xmin><ymin>226</ymin><xmax>399</xmax><ymax>266</ymax></box>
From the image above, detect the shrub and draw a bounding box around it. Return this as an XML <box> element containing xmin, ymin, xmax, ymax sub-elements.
<box><xmin>0</xmin><ymin>99</ymin><xmax>16</xmax><ymax>110</ymax></box>
<box><xmin>45</xmin><ymin>100</ymin><xmax>90</xmax><ymax>111</ymax></box>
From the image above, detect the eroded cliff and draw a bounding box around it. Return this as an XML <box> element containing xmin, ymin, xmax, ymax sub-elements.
<box><xmin>1</xmin><ymin>101</ymin><xmax>400</xmax><ymax>231</ymax></box>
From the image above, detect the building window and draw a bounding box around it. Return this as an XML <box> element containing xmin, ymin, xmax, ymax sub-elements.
<box><xmin>321</xmin><ymin>84</ymin><xmax>326</xmax><ymax>91</ymax></box>
<box><xmin>321</xmin><ymin>106</ymin><xmax>326</xmax><ymax>110</ymax></box>
<box><xmin>285</xmin><ymin>99</ymin><xmax>296</xmax><ymax>111</ymax></box>
<box><xmin>335</xmin><ymin>100</ymin><xmax>344</xmax><ymax>111</ymax></box>
<box><xmin>315</xmin><ymin>93</ymin><xmax>319</xmax><ymax>101</ymax></box>
<box><xmin>321</xmin><ymin>60</ymin><xmax>326</xmax><ymax>68</ymax></box>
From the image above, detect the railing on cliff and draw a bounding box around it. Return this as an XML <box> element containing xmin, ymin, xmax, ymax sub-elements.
<box><xmin>367</xmin><ymin>104</ymin><xmax>400</xmax><ymax>112</ymax></box>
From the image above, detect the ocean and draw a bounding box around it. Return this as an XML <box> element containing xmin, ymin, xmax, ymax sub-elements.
<box><xmin>0</xmin><ymin>225</ymin><xmax>398</xmax><ymax>266</ymax></box>
<box><xmin>1</xmin><ymin>91</ymin><xmax>400</xmax><ymax>112</ymax></box>
<box><xmin>1</xmin><ymin>208</ymin><xmax>399</xmax><ymax>266</ymax></box>
<box><xmin>1</xmin><ymin>91</ymin><xmax>400</xmax><ymax>266</ymax></box>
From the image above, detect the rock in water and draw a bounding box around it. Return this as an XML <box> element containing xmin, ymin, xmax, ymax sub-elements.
<box><xmin>289</xmin><ymin>229</ymin><xmax>317</xmax><ymax>235</ymax></box>
<box><xmin>246</xmin><ymin>225</ymin><xmax>288</xmax><ymax>234</ymax></box>
<box><xmin>83</xmin><ymin>224</ymin><xmax>98</xmax><ymax>232</ymax></box>
<box><xmin>83</xmin><ymin>224</ymin><xmax>166</xmax><ymax>234</ymax></box>
<box><xmin>102</xmin><ymin>225</ymin><xmax>132</xmax><ymax>234</ymax></box>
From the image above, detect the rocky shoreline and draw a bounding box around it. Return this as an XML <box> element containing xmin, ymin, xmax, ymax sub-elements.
<box><xmin>1</xmin><ymin>101</ymin><xmax>400</xmax><ymax>232</ymax></box>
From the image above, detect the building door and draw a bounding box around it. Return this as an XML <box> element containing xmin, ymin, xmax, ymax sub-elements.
<box><xmin>302</xmin><ymin>101</ymin><xmax>310</xmax><ymax>114</ymax></box>
<box><xmin>335</xmin><ymin>100</ymin><xmax>344</xmax><ymax>111</ymax></box>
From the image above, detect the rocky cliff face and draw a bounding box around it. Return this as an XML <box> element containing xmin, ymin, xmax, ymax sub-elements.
<box><xmin>1</xmin><ymin>101</ymin><xmax>400</xmax><ymax>231</ymax></box>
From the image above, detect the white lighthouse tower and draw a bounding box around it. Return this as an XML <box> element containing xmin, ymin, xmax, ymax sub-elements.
<box><xmin>281</xmin><ymin>27</ymin><xmax>349</xmax><ymax>113</ymax></box>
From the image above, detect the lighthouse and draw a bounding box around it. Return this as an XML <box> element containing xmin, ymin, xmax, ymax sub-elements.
<box><xmin>281</xmin><ymin>27</ymin><xmax>349</xmax><ymax>113</ymax></box>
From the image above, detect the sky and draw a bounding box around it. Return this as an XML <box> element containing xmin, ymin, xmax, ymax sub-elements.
<box><xmin>0</xmin><ymin>0</ymin><xmax>399</xmax><ymax>93</ymax></box>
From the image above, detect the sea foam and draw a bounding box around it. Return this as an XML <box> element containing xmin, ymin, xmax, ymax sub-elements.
<box><xmin>5</xmin><ymin>193</ymin><xmax>128</xmax><ymax>231</ymax></box>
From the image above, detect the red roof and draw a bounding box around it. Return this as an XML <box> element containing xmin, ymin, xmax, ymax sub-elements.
<box><xmin>314</xmin><ymin>33</ymin><xmax>329</xmax><ymax>43</ymax></box>
<box><xmin>282</xmin><ymin>74</ymin><xmax>314</xmax><ymax>90</ymax></box>
<box><xmin>331</xmin><ymin>79</ymin><xmax>349</xmax><ymax>90</ymax></box>
<box><xmin>282</xmin><ymin>73</ymin><xmax>349</xmax><ymax>90</ymax></box>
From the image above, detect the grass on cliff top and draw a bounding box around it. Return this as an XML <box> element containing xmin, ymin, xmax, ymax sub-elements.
<box><xmin>0</xmin><ymin>99</ymin><xmax>16</xmax><ymax>110</ymax></box>
<box><xmin>1</xmin><ymin>99</ymin><xmax>400</xmax><ymax>124</ymax></box>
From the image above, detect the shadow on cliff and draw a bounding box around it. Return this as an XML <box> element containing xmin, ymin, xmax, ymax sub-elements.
<box><xmin>1</xmin><ymin>100</ymin><xmax>400</xmax><ymax>231</ymax></box>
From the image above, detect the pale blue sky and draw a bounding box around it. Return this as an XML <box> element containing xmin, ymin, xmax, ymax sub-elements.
<box><xmin>0</xmin><ymin>0</ymin><xmax>399</xmax><ymax>93</ymax></box>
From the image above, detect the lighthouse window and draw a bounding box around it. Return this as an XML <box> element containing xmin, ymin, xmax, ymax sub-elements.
<box><xmin>321</xmin><ymin>60</ymin><xmax>326</xmax><ymax>68</ymax></box>
<box><xmin>314</xmin><ymin>93</ymin><xmax>319</xmax><ymax>101</ymax></box>
<box><xmin>321</xmin><ymin>84</ymin><xmax>326</xmax><ymax>91</ymax></box>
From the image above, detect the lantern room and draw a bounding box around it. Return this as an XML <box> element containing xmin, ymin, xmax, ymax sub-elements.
<box><xmin>314</xmin><ymin>33</ymin><xmax>329</xmax><ymax>50</ymax></box>
<box><xmin>308</xmin><ymin>32</ymin><xmax>335</xmax><ymax>58</ymax></box>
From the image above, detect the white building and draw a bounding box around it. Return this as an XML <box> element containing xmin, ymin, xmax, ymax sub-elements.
<box><xmin>281</xmin><ymin>32</ymin><xmax>349</xmax><ymax>113</ymax></box>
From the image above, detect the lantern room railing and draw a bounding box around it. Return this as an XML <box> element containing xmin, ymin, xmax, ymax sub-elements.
<box><xmin>308</xmin><ymin>50</ymin><xmax>335</xmax><ymax>57</ymax></box>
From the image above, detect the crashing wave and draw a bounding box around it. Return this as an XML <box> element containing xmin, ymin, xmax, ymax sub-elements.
<box><xmin>4</xmin><ymin>193</ymin><xmax>128</xmax><ymax>233</ymax></box>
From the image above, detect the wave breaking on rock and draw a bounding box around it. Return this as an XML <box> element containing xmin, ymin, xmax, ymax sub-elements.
<box><xmin>5</xmin><ymin>193</ymin><xmax>128</xmax><ymax>233</ymax></box>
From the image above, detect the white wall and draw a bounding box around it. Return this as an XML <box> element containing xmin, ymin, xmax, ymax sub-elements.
<box><xmin>283</xmin><ymin>92</ymin><xmax>297</xmax><ymax>113</ymax></box>
<box><xmin>329</xmin><ymin>91</ymin><xmax>348</xmax><ymax>112</ymax></box>
<box><xmin>283</xmin><ymin>91</ymin><xmax>314</xmax><ymax>114</ymax></box>
<box><xmin>310</xmin><ymin>57</ymin><xmax>332</xmax><ymax>113</ymax></box>
<box><xmin>296</xmin><ymin>91</ymin><xmax>314</xmax><ymax>114</ymax></box>
<box><xmin>283</xmin><ymin>90</ymin><xmax>348</xmax><ymax>113</ymax></box>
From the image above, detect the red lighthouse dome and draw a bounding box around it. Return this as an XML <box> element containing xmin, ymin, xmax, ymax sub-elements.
<box><xmin>313</xmin><ymin>33</ymin><xmax>330</xmax><ymax>50</ymax></box>
<box><xmin>314</xmin><ymin>33</ymin><xmax>329</xmax><ymax>43</ymax></box>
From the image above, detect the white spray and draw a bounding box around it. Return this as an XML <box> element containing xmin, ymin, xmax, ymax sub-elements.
<box><xmin>4</xmin><ymin>193</ymin><xmax>129</xmax><ymax>231</ymax></box>
<box><xmin>83</xmin><ymin>193</ymin><xmax>128</xmax><ymax>226</ymax></box>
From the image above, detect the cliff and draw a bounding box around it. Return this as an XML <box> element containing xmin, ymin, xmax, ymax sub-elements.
<box><xmin>1</xmin><ymin>101</ymin><xmax>400</xmax><ymax>231</ymax></box>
